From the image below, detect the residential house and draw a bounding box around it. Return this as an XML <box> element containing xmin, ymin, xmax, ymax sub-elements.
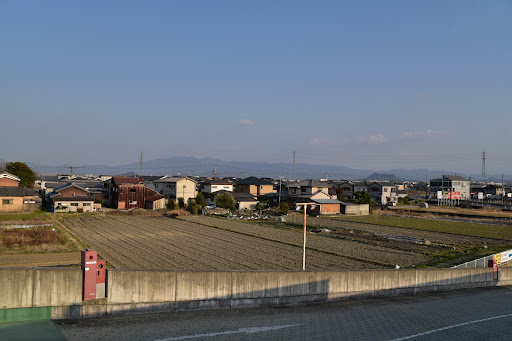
<box><xmin>233</xmin><ymin>192</ymin><xmax>259</xmax><ymax>210</ymax></box>
<box><xmin>286</xmin><ymin>180</ymin><xmax>330</xmax><ymax>196</ymax></box>
<box><xmin>0</xmin><ymin>172</ymin><xmax>38</xmax><ymax>212</ymax></box>
<box><xmin>0</xmin><ymin>187</ymin><xmax>38</xmax><ymax>212</ymax></box>
<box><xmin>200</xmin><ymin>178</ymin><xmax>235</xmax><ymax>205</ymax></box>
<box><xmin>141</xmin><ymin>176</ymin><xmax>166</xmax><ymax>192</ymax></box>
<box><xmin>200</xmin><ymin>179</ymin><xmax>234</xmax><ymax>194</ymax></box>
<box><xmin>0</xmin><ymin>172</ymin><xmax>21</xmax><ymax>187</ymax></box>
<box><xmin>353</xmin><ymin>181</ymin><xmax>373</xmax><ymax>194</ymax></box>
<box><xmin>109</xmin><ymin>176</ymin><xmax>163</xmax><ymax>209</ymax></box>
<box><xmin>368</xmin><ymin>182</ymin><xmax>398</xmax><ymax>204</ymax></box>
<box><xmin>234</xmin><ymin>176</ymin><xmax>275</xmax><ymax>197</ymax></box>
<box><xmin>310</xmin><ymin>198</ymin><xmax>343</xmax><ymax>215</ymax></box>
<box><xmin>429</xmin><ymin>175</ymin><xmax>471</xmax><ymax>200</ymax></box>
<box><xmin>49</xmin><ymin>183</ymin><xmax>95</xmax><ymax>213</ymax></box>
<box><xmin>337</xmin><ymin>181</ymin><xmax>355</xmax><ymax>200</ymax></box>
<box><xmin>153</xmin><ymin>176</ymin><xmax>197</xmax><ymax>203</ymax></box>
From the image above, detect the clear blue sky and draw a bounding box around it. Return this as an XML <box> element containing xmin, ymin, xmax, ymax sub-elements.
<box><xmin>1</xmin><ymin>1</ymin><xmax>511</xmax><ymax>173</ymax></box>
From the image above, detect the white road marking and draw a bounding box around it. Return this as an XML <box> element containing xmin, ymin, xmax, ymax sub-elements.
<box><xmin>388</xmin><ymin>313</ymin><xmax>512</xmax><ymax>341</ymax></box>
<box><xmin>154</xmin><ymin>324</ymin><xmax>303</xmax><ymax>341</ymax></box>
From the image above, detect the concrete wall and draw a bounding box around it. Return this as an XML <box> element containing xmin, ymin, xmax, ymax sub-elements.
<box><xmin>1</xmin><ymin>267</ymin><xmax>511</xmax><ymax>321</ymax></box>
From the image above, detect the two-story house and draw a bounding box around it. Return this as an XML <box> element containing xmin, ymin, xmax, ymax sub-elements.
<box><xmin>287</xmin><ymin>180</ymin><xmax>330</xmax><ymax>196</ymax></box>
<box><xmin>368</xmin><ymin>181</ymin><xmax>398</xmax><ymax>204</ymax></box>
<box><xmin>49</xmin><ymin>183</ymin><xmax>95</xmax><ymax>213</ymax></box>
<box><xmin>0</xmin><ymin>172</ymin><xmax>38</xmax><ymax>212</ymax></box>
<box><xmin>153</xmin><ymin>176</ymin><xmax>197</xmax><ymax>203</ymax></box>
<box><xmin>109</xmin><ymin>176</ymin><xmax>164</xmax><ymax>209</ymax></box>
<box><xmin>234</xmin><ymin>176</ymin><xmax>275</xmax><ymax>197</ymax></box>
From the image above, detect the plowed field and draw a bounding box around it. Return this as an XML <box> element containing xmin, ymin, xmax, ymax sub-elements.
<box><xmin>63</xmin><ymin>216</ymin><xmax>387</xmax><ymax>270</ymax></box>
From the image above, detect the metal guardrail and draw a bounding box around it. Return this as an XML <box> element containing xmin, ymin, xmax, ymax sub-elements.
<box><xmin>452</xmin><ymin>249</ymin><xmax>512</xmax><ymax>269</ymax></box>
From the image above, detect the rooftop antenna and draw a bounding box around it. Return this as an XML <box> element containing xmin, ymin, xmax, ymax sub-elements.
<box><xmin>66</xmin><ymin>165</ymin><xmax>82</xmax><ymax>178</ymax></box>
<box><xmin>481</xmin><ymin>149</ymin><xmax>486</xmax><ymax>184</ymax></box>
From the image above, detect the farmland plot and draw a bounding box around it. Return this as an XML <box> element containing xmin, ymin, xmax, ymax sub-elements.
<box><xmin>182</xmin><ymin>216</ymin><xmax>428</xmax><ymax>267</ymax></box>
<box><xmin>63</xmin><ymin>216</ymin><xmax>381</xmax><ymax>270</ymax></box>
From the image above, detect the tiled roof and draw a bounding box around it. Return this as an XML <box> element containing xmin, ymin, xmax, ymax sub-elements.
<box><xmin>53</xmin><ymin>196</ymin><xmax>94</xmax><ymax>202</ymax></box>
<box><xmin>112</xmin><ymin>176</ymin><xmax>144</xmax><ymax>184</ymax></box>
<box><xmin>53</xmin><ymin>182</ymin><xmax>89</xmax><ymax>193</ymax></box>
<box><xmin>154</xmin><ymin>177</ymin><xmax>197</xmax><ymax>183</ymax></box>
<box><xmin>444</xmin><ymin>175</ymin><xmax>469</xmax><ymax>181</ymax></box>
<box><xmin>236</xmin><ymin>176</ymin><xmax>273</xmax><ymax>186</ymax></box>
<box><xmin>0</xmin><ymin>187</ymin><xmax>36</xmax><ymax>197</ymax></box>
<box><xmin>0</xmin><ymin>172</ymin><xmax>20</xmax><ymax>182</ymax></box>
<box><xmin>312</xmin><ymin>199</ymin><xmax>342</xmax><ymax>204</ymax></box>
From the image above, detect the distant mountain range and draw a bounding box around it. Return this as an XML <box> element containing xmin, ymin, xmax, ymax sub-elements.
<box><xmin>26</xmin><ymin>157</ymin><xmax>511</xmax><ymax>183</ymax></box>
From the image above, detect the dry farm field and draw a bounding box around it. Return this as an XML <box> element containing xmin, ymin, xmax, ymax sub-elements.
<box><xmin>63</xmin><ymin>215</ymin><xmax>398</xmax><ymax>270</ymax></box>
<box><xmin>59</xmin><ymin>213</ymin><xmax>505</xmax><ymax>270</ymax></box>
<box><xmin>0</xmin><ymin>212</ymin><xmax>84</xmax><ymax>267</ymax></box>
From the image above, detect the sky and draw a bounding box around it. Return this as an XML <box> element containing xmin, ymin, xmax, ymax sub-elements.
<box><xmin>1</xmin><ymin>1</ymin><xmax>511</xmax><ymax>174</ymax></box>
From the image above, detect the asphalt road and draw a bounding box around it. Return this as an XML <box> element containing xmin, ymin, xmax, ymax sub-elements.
<box><xmin>52</xmin><ymin>286</ymin><xmax>512</xmax><ymax>341</ymax></box>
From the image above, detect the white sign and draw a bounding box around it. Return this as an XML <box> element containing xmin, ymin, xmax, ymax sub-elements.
<box><xmin>437</xmin><ymin>191</ymin><xmax>443</xmax><ymax>199</ymax></box>
<box><xmin>478</xmin><ymin>192</ymin><xmax>484</xmax><ymax>200</ymax></box>
<box><xmin>501</xmin><ymin>250</ymin><xmax>512</xmax><ymax>264</ymax></box>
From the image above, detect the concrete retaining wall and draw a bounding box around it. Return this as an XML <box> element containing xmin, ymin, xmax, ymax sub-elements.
<box><xmin>1</xmin><ymin>267</ymin><xmax>511</xmax><ymax>321</ymax></box>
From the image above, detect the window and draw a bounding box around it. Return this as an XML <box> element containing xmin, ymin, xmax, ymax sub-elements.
<box><xmin>70</xmin><ymin>203</ymin><xmax>79</xmax><ymax>207</ymax></box>
<box><xmin>83</xmin><ymin>203</ymin><xmax>91</xmax><ymax>206</ymax></box>
<box><xmin>2</xmin><ymin>199</ymin><xmax>13</xmax><ymax>205</ymax></box>
<box><xmin>130</xmin><ymin>189</ymin><xmax>136</xmax><ymax>193</ymax></box>
<box><xmin>223</xmin><ymin>186</ymin><xmax>229</xmax><ymax>189</ymax></box>
<box><xmin>384</xmin><ymin>188</ymin><xmax>388</xmax><ymax>192</ymax></box>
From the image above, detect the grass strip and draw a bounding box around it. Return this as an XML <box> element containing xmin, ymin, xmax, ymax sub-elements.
<box><xmin>0</xmin><ymin>211</ymin><xmax>46</xmax><ymax>221</ymax></box>
<box><xmin>332</xmin><ymin>215</ymin><xmax>512</xmax><ymax>241</ymax></box>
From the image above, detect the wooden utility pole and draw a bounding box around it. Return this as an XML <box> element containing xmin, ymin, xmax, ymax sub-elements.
<box><xmin>296</xmin><ymin>202</ymin><xmax>315</xmax><ymax>271</ymax></box>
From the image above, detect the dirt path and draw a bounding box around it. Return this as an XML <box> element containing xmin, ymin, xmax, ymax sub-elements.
<box><xmin>0</xmin><ymin>252</ymin><xmax>81</xmax><ymax>267</ymax></box>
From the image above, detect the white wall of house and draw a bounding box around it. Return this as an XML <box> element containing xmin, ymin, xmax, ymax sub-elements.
<box><xmin>54</xmin><ymin>201</ymin><xmax>95</xmax><ymax>213</ymax></box>
<box><xmin>202</xmin><ymin>184</ymin><xmax>233</xmax><ymax>193</ymax></box>
<box><xmin>154</xmin><ymin>178</ymin><xmax>197</xmax><ymax>203</ymax></box>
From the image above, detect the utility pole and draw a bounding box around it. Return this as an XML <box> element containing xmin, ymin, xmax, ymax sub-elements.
<box><xmin>278</xmin><ymin>175</ymin><xmax>283</xmax><ymax>206</ymax></box>
<box><xmin>502</xmin><ymin>173</ymin><xmax>505</xmax><ymax>205</ymax></box>
<box><xmin>213</xmin><ymin>164</ymin><xmax>218</xmax><ymax>179</ymax></box>
<box><xmin>296</xmin><ymin>203</ymin><xmax>315</xmax><ymax>271</ymax></box>
<box><xmin>293</xmin><ymin>150</ymin><xmax>296</xmax><ymax>180</ymax></box>
<box><xmin>482</xmin><ymin>150</ymin><xmax>486</xmax><ymax>184</ymax></box>
<box><xmin>139</xmin><ymin>151</ymin><xmax>143</xmax><ymax>177</ymax></box>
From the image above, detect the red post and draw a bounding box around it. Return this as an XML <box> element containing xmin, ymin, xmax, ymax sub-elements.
<box><xmin>96</xmin><ymin>259</ymin><xmax>106</xmax><ymax>299</ymax></box>
<box><xmin>81</xmin><ymin>249</ymin><xmax>98</xmax><ymax>301</ymax></box>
